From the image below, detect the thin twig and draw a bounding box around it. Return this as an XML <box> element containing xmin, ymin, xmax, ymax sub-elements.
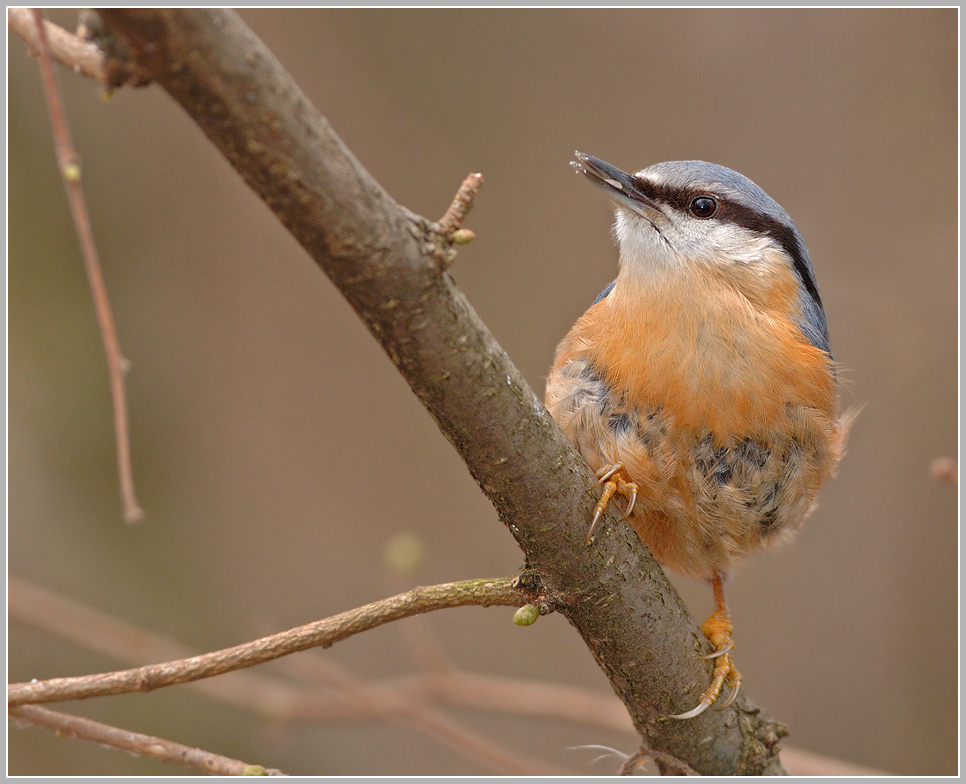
<box><xmin>8</xmin><ymin>577</ymin><xmax>532</xmax><ymax>707</ymax></box>
<box><xmin>8</xmin><ymin>8</ymin><xmax>108</xmax><ymax>83</ymax></box>
<box><xmin>29</xmin><ymin>9</ymin><xmax>143</xmax><ymax>523</ymax></box>
<box><xmin>429</xmin><ymin>171</ymin><xmax>483</xmax><ymax>269</ymax></box>
<box><xmin>279</xmin><ymin>654</ymin><xmax>570</xmax><ymax>776</ymax></box>
<box><xmin>385</xmin><ymin>571</ymin><xmax>459</xmax><ymax>674</ymax></box>
<box><xmin>9</xmin><ymin>576</ymin><xmax>889</xmax><ymax>775</ymax></box>
<box><xmin>8</xmin><ymin>8</ymin><xmax>151</xmax><ymax>87</ymax></box>
<box><xmin>9</xmin><ymin>573</ymin><xmax>629</xmax><ymax>732</ymax></box>
<box><xmin>10</xmin><ymin>574</ymin><xmax>631</xmax><ymax>730</ymax></box>
<box><xmin>618</xmin><ymin>745</ymin><xmax>700</xmax><ymax>776</ymax></box>
<box><xmin>9</xmin><ymin>574</ymin><xmax>576</xmax><ymax>774</ymax></box>
<box><xmin>393</xmin><ymin>671</ymin><xmax>634</xmax><ymax>734</ymax></box>
<box><xmin>8</xmin><ymin>575</ymin><xmax>302</xmax><ymax>716</ymax></box>
<box><xmin>9</xmin><ymin>704</ymin><xmax>285</xmax><ymax>776</ymax></box>
<box><xmin>437</xmin><ymin>172</ymin><xmax>483</xmax><ymax>236</ymax></box>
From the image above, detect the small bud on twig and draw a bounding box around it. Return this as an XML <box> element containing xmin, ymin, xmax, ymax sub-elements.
<box><xmin>513</xmin><ymin>603</ymin><xmax>540</xmax><ymax>626</ymax></box>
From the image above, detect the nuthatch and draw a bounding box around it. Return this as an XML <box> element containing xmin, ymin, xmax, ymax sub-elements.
<box><xmin>546</xmin><ymin>153</ymin><xmax>851</xmax><ymax>718</ymax></box>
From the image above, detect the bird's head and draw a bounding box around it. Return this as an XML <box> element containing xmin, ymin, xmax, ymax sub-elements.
<box><xmin>571</xmin><ymin>152</ymin><xmax>830</xmax><ymax>356</ymax></box>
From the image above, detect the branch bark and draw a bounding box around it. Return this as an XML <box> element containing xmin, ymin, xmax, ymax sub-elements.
<box><xmin>57</xmin><ymin>8</ymin><xmax>787</xmax><ymax>774</ymax></box>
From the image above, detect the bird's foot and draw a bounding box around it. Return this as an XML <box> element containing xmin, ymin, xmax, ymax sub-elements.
<box><xmin>669</xmin><ymin>606</ymin><xmax>742</xmax><ymax>719</ymax></box>
<box><xmin>585</xmin><ymin>463</ymin><xmax>638</xmax><ymax>544</ymax></box>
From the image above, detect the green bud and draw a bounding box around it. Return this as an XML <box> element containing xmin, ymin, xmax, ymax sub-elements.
<box><xmin>512</xmin><ymin>603</ymin><xmax>540</xmax><ymax>626</ymax></box>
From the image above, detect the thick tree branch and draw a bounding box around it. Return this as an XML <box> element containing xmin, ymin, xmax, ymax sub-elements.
<box><xmin>8</xmin><ymin>577</ymin><xmax>531</xmax><ymax>707</ymax></box>
<box><xmin>39</xmin><ymin>8</ymin><xmax>788</xmax><ymax>773</ymax></box>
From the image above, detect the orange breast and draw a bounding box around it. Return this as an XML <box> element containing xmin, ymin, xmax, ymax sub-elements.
<box><xmin>556</xmin><ymin>270</ymin><xmax>837</xmax><ymax>439</ymax></box>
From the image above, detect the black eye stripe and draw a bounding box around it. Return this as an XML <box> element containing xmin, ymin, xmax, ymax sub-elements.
<box><xmin>627</xmin><ymin>176</ymin><xmax>823</xmax><ymax>310</ymax></box>
<box><xmin>719</xmin><ymin>201</ymin><xmax>823</xmax><ymax>309</ymax></box>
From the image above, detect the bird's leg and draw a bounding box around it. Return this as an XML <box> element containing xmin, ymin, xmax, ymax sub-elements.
<box><xmin>585</xmin><ymin>462</ymin><xmax>639</xmax><ymax>544</ymax></box>
<box><xmin>669</xmin><ymin>572</ymin><xmax>742</xmax><ymax>719</ymax></box>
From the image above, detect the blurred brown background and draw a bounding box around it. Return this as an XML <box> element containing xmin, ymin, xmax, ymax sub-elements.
<box><xmin>8</xmin><ymin>8</ymin><xmax>957</xmax><ymax>776</ymax></box>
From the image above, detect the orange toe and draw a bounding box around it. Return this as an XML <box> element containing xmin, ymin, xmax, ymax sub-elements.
<box><xmin>585</xmin><ymin>463</ymin><xmax>639</xmax><ymax>544</ymax></box>
<box><xmin>669</xmin><ymin>576</ymin><xmax>742</xmax><ymax>720</ymax></box>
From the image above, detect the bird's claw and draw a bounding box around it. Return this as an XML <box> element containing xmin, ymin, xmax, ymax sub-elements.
<box><xmin>715</xmin><ymin>677</ymin><xmax>740</xmax><ymax>710</ymax></box>
<box><xmin>668</xmin><ymin>605</ymin><xmax>741</xmax><ymax>720</ymax></box>
<box><xmin>585</xmin><ymin>507</ymin><xmax>605</xmax><ymax>545</ymax></box>
<box><xmin>668</xmin><ymin>698</ymin><xmax>713</xmax><ymax>721</ymax></box>
<box><xmin>668</xmin><ymin>652</ymin><xmax>741</xmax><ymax>719</ymax></box>
<box><xmin>622</xmin><ymin>485</ymin><xmax>638</xmax><ymax>520</ymax></box>
<box><xmin>700</xmin><ymin>641</ymin><xmax>733</xmax><ymax>660</ymax></box>
<box><xmin>585</xmin><ymin>463</ymin><xmax>639</xmax><ymax>544</ymax></box>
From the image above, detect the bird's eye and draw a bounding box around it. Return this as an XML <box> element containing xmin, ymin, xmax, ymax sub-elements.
<box><xmin>689</xmin><ymin>196</ymin><xmax>718</xmax><ymax>218</ymax></box>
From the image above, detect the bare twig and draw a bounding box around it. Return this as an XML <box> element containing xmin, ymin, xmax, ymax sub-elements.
<box><xmin>10</xmin><ymin>576</ymin><xmax>889</xmax><ymax>775</ymax></box>
<box><xmin>10</xmin><ymin>573</ymin><xmax>630</xmax><ymax>730</ymax></box>
<box><xmin>9</xmin><ymin>704</ymin><xmax>285</xmax><ymax>776</ymax></box>
<box><xmin>8</xmin><ymin>8</ymin><xmax>107</xmax><ymax>83</ymax></box>
<box><xmin>437</xmin><ymin>172</ymin><xmax>483</xmax><ymax>237</ymax></box>
<box><xmin>10</xmin><ymin>573</ymin><xmax>628</xmax><ymax>732</ymax></box>
<box><xmin>9</xmin><ymin>574</ymin><xmax>569</xmax><ymax>774</ymax></box>
<box><xmin>428</xmin><ymin>171</ymin><xmax>483</xmax><ymax>268</ymax></box>
<box><xmin>393</xmin><ymin>598</ymin><xmax>459</xmax><ymax>675</ymax></box>
<box><xmin>618</xmin><ymin>745</ymin><xmax>700</xmax><ymax>776</ymax></box>
<box><xmin>280</xmin><ymin>654</ymin><xmax>569</xmax><ymax>776</ymax></box>
<box><xmin>393</xmin><ymin>671</ymin><xmax>634</xmax><ymax>733</ymax></box>
<box><xmin>8</xmin><ymin>8</ymin><xmax>151</xmax><ymax>87</ymax></box>
<box><xmin>8</xmin><ymin>575</ymin><xmax>303</xmax><ymax>716</ymax></box>
<box><xmin>28</xmin><ymin>9</ymin><xmax>143</xmax><ymax>524</ymax></box>
<box><xmin>383</xmin><ymin>567</ymin><xmax>459</xmax><ymax>674</ymax></box>
<box><xmin>8</xmin><ymin>577</ymin><xmax>531</xmax><ymax>707</ymax></box>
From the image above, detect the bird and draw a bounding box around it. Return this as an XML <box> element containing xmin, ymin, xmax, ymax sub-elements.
<box><xmin>545</xmin><ymin>152</ymin><xmax>852</xmax><ymax>719</ymax></box>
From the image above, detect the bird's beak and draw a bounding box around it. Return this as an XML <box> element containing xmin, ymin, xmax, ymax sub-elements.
<box><xmin>571</xmin><ymin>152</ymin><xmax>662</xmax><ymax>220</ymax></box>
